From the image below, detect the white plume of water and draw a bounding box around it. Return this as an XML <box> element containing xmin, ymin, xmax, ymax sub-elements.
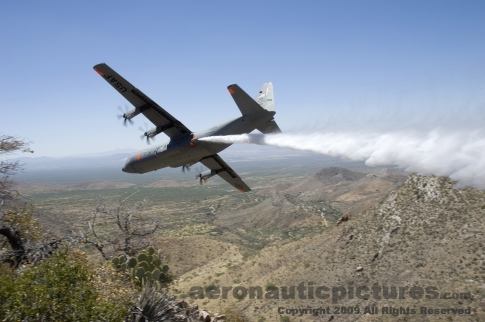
<box><xmin>199</xmin><ymin>129</ymin><xmax>485</xmax><ymax>189</ymax></box>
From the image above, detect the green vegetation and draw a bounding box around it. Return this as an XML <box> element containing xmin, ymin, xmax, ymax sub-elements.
<box><xmin>222</xmin><ymin>307</ymin><xmax>250</xmax><ymax>322</ymax></box>
<box><xmin>0</xmin><ymin>137</ymin><xmax>186</xmax><ymax>321</ymax></box>
<box><xmin>112</xmin><ymin>246</ymin><xmax>173</xmax><ymax>287</ymax></box>
<box><xmin>265</xmin><ymin>282</ymin><xmax>278</xmax><ymax>291</ymax></box>
<box><xmin>0</xmin><ymin>248</ymin><xmax>127</xmax><ymax>321</ymax></box>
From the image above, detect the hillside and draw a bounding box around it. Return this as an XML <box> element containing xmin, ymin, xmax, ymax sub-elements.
<box><xmin>21</xmin><ymin>164</ymin><xmax>485</xmax><ymax>321</ymax></box>
<box><xmin>207</xmin><ymin>167</ymin><xmax>406</xmax><ymax>249</ymax></box>
<box><xmin>24</xmin><ymin>166</ymin><xmax>403</xmax><ymax>248</ymax></box>
<box><xmin>175</xmin><ymin>174</ymin><xmax>485</xmax><ymax>321</ymax></box>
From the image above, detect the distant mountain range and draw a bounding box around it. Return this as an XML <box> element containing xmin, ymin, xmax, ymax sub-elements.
<box><xmin>66</xmin><ymin>148</ymin><xmax>138</xmax><ymax>158</ymax></box>
<box><xmin>8</xmin><ymin>152</ymin><xmax>133</xmax><ymax>171</ymax></box>
<box><xmin>6</xmin><ymin>145</ymin><xmax>337</xmax><ymax>171</ymax></box>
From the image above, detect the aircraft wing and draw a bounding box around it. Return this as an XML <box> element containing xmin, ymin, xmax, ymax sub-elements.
<box><xmin>93</xmin><ymin>63</ymin><xmax>191</xmax><ymax>139</ymax></box>
<box><xmin>199</xmin><ymin>154</ymin><xmax>251</xmax><ymax>192</ymax></box>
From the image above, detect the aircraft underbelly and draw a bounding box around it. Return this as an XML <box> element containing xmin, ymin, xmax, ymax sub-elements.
<box><xmin>162</xmin><ymin>143</ymin><xmax>230</xmax><ymax>168</ymax></box>
<box><xmin>166</xmin><ymin>146</ymin><xmax>208</xmax><ymax>167</ymax></box>
<box><xmin>132</xmin><ymin>117</ymin><xmax>258</xmax><ymax>173</ymax></box>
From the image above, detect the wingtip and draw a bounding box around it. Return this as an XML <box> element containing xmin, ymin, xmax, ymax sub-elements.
<box><xmin>93</xmin><ymin>67</ymin><xmax>104</xmax><ymax>76</ymax></box>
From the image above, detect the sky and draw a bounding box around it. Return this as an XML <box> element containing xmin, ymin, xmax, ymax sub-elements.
<box><xmin>1</xmin><ymin>1</ymin><xmax>484</xmax><ymax>157</ymax></box>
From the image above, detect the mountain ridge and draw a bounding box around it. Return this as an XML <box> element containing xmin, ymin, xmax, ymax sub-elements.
<box><xmin>174</xmin><ymin>174</ymin><xmax>485</xmax><ymax>321</ymax></box>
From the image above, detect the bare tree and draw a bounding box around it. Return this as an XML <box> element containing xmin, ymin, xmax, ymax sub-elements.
<box><xmin>0</xmin><ymin>135</ymin><xmax>37</xmax><ymax>266</ymax></box>
<box><xmin>0</xmin><ymin>135</ymin><xmax>162</xmax><ymax>267</ymax></box>
<box><xmin>0</xmin><ymin>135</ymin><xmax>33</xmax><ymax>204</ymax></box>
<box><xmin>80</xmin><ymin>195</ymin><xmax>162</xmax><ymax>260</ymax></box>
<box><xmin>0</xmin><ymin>135</ymin><xmax>79</xmax><ymax>267</ymax></box>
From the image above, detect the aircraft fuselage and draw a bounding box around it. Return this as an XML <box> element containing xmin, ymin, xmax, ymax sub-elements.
<box><xmin>122</xmin><ymin>113</ymin><xmax>270</xmax><ymax>174</ymax></box>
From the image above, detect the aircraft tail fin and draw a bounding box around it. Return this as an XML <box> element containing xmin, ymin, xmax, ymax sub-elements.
<box><xmin>227</xmin><ymin>83</ymin><xmax>281</xmax><ymax>134</ymax></box>
<box><xmin>254</xmin><ymin>82</ymin><xmax>281</xmax><ymax>133</ymax></box>
<box><xmin>255</xmin><ymin>82</ymin><xmax>274</xmax><ymax>112</ymax></box>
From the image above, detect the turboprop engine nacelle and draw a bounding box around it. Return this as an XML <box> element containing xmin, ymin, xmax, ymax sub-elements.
<box><xmin>200</xmin><ymin>170</ymin><xmax>216</xmax><ymax>179</ymax></box>
<box><xmin>196</xmin><ymin>169</ymin><xmax>218</xmax><ymax>184</ymax></box>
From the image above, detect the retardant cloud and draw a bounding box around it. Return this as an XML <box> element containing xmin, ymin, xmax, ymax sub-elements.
<box><xmin>201</xmin><ymin>128</ymin><xmax>485</xmax><ymax>189</ymax></box>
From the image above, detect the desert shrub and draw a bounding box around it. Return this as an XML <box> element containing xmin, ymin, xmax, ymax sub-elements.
<box><xmin>130</xmin><ymin>283</ymin><xmax>194</xmax><ymax>322</ymax></box>
<box><xmin>265</xmin><ymin>282</ymin><xmax>278</xmax><ymax>291</ymax></box>
<box><xmin>223</xmin><ymin>307</ymin><xmax>250</xmax><ymax>322</ymax></box>
<box><xmin>1</xmin><ymin>205</ymin><xmax>44</xmax><ymax>242</ymax></box>
<box><xmin>91</xmin><ymin>262</ymin><xmax>139</xmax><ymax>310</ymax></box>
<box><xmin>0</xmin><ymin>248</ymin><xmax>127</xmax><ymax>321</ymax></box>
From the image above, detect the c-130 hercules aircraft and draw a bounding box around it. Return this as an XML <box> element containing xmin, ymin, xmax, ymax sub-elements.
<box><xmin>93</xmin><ymin>63</ymin><xmax>281</xmax><ymax>192</ymax></box>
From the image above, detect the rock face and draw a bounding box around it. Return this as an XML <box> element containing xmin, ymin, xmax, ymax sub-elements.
<box><xmin>336</xmin><ymin>214</ymin><xmax>350</xmax><ymax>225</ymax></box>
<box><xmin>196</xmin><ymin>309</ymin><xmax>228</xmax><ymax>322</ymax></box>
<box><xmin>198</xmin><ymin>310</ymin><xmax>211</xmax><ymax>322</ymax></box>
<box><xmin>287</xmin><ymin>174</ymin><xmax>485</xmax><ymax>320</ymax></box>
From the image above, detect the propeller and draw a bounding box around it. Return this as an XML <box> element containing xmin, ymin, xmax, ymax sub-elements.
<box><xmin>117</xmin><ymin>104</ymin><xmax>134</xmax><ymax>126</ymax></box>
<box><xmin>196</xmin><ymin>174</ymin><xmax>208</xmax><ymax>185</ymax></box>
<box><xmin>186</xmin><ymin>164</ymin><xmax>202</xmax><ymax>175</ymax></box>
<box><xmin>194</xmin><ymin>166</ymin><xmax>203</xmax><ymax>185</ymax></box>
<box><xmin>139</xmin><ymin>123</ymin><xmax>155</xmax><ymax>145</ymax></box>
<box><xmin>195</xmin><ymin>167</ymin><xmax>212</xmax><ymax>185</ymax></box>
<box><xmin>193</xmin><ymin>165</ymin><xmax>203</xmax><ymax>174</ymax></box>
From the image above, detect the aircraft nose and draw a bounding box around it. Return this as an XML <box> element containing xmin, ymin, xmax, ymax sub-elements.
<box><xmin>122</xmin><ymin>160</ymin><xmax>135</xmax><ymax>173</ymax></box>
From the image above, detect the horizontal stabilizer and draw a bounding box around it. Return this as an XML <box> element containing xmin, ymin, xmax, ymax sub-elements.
<box><xmin>256</xmin><ymin>120</ymin><xmax>281</xmax><ymax>134</ymax></box>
